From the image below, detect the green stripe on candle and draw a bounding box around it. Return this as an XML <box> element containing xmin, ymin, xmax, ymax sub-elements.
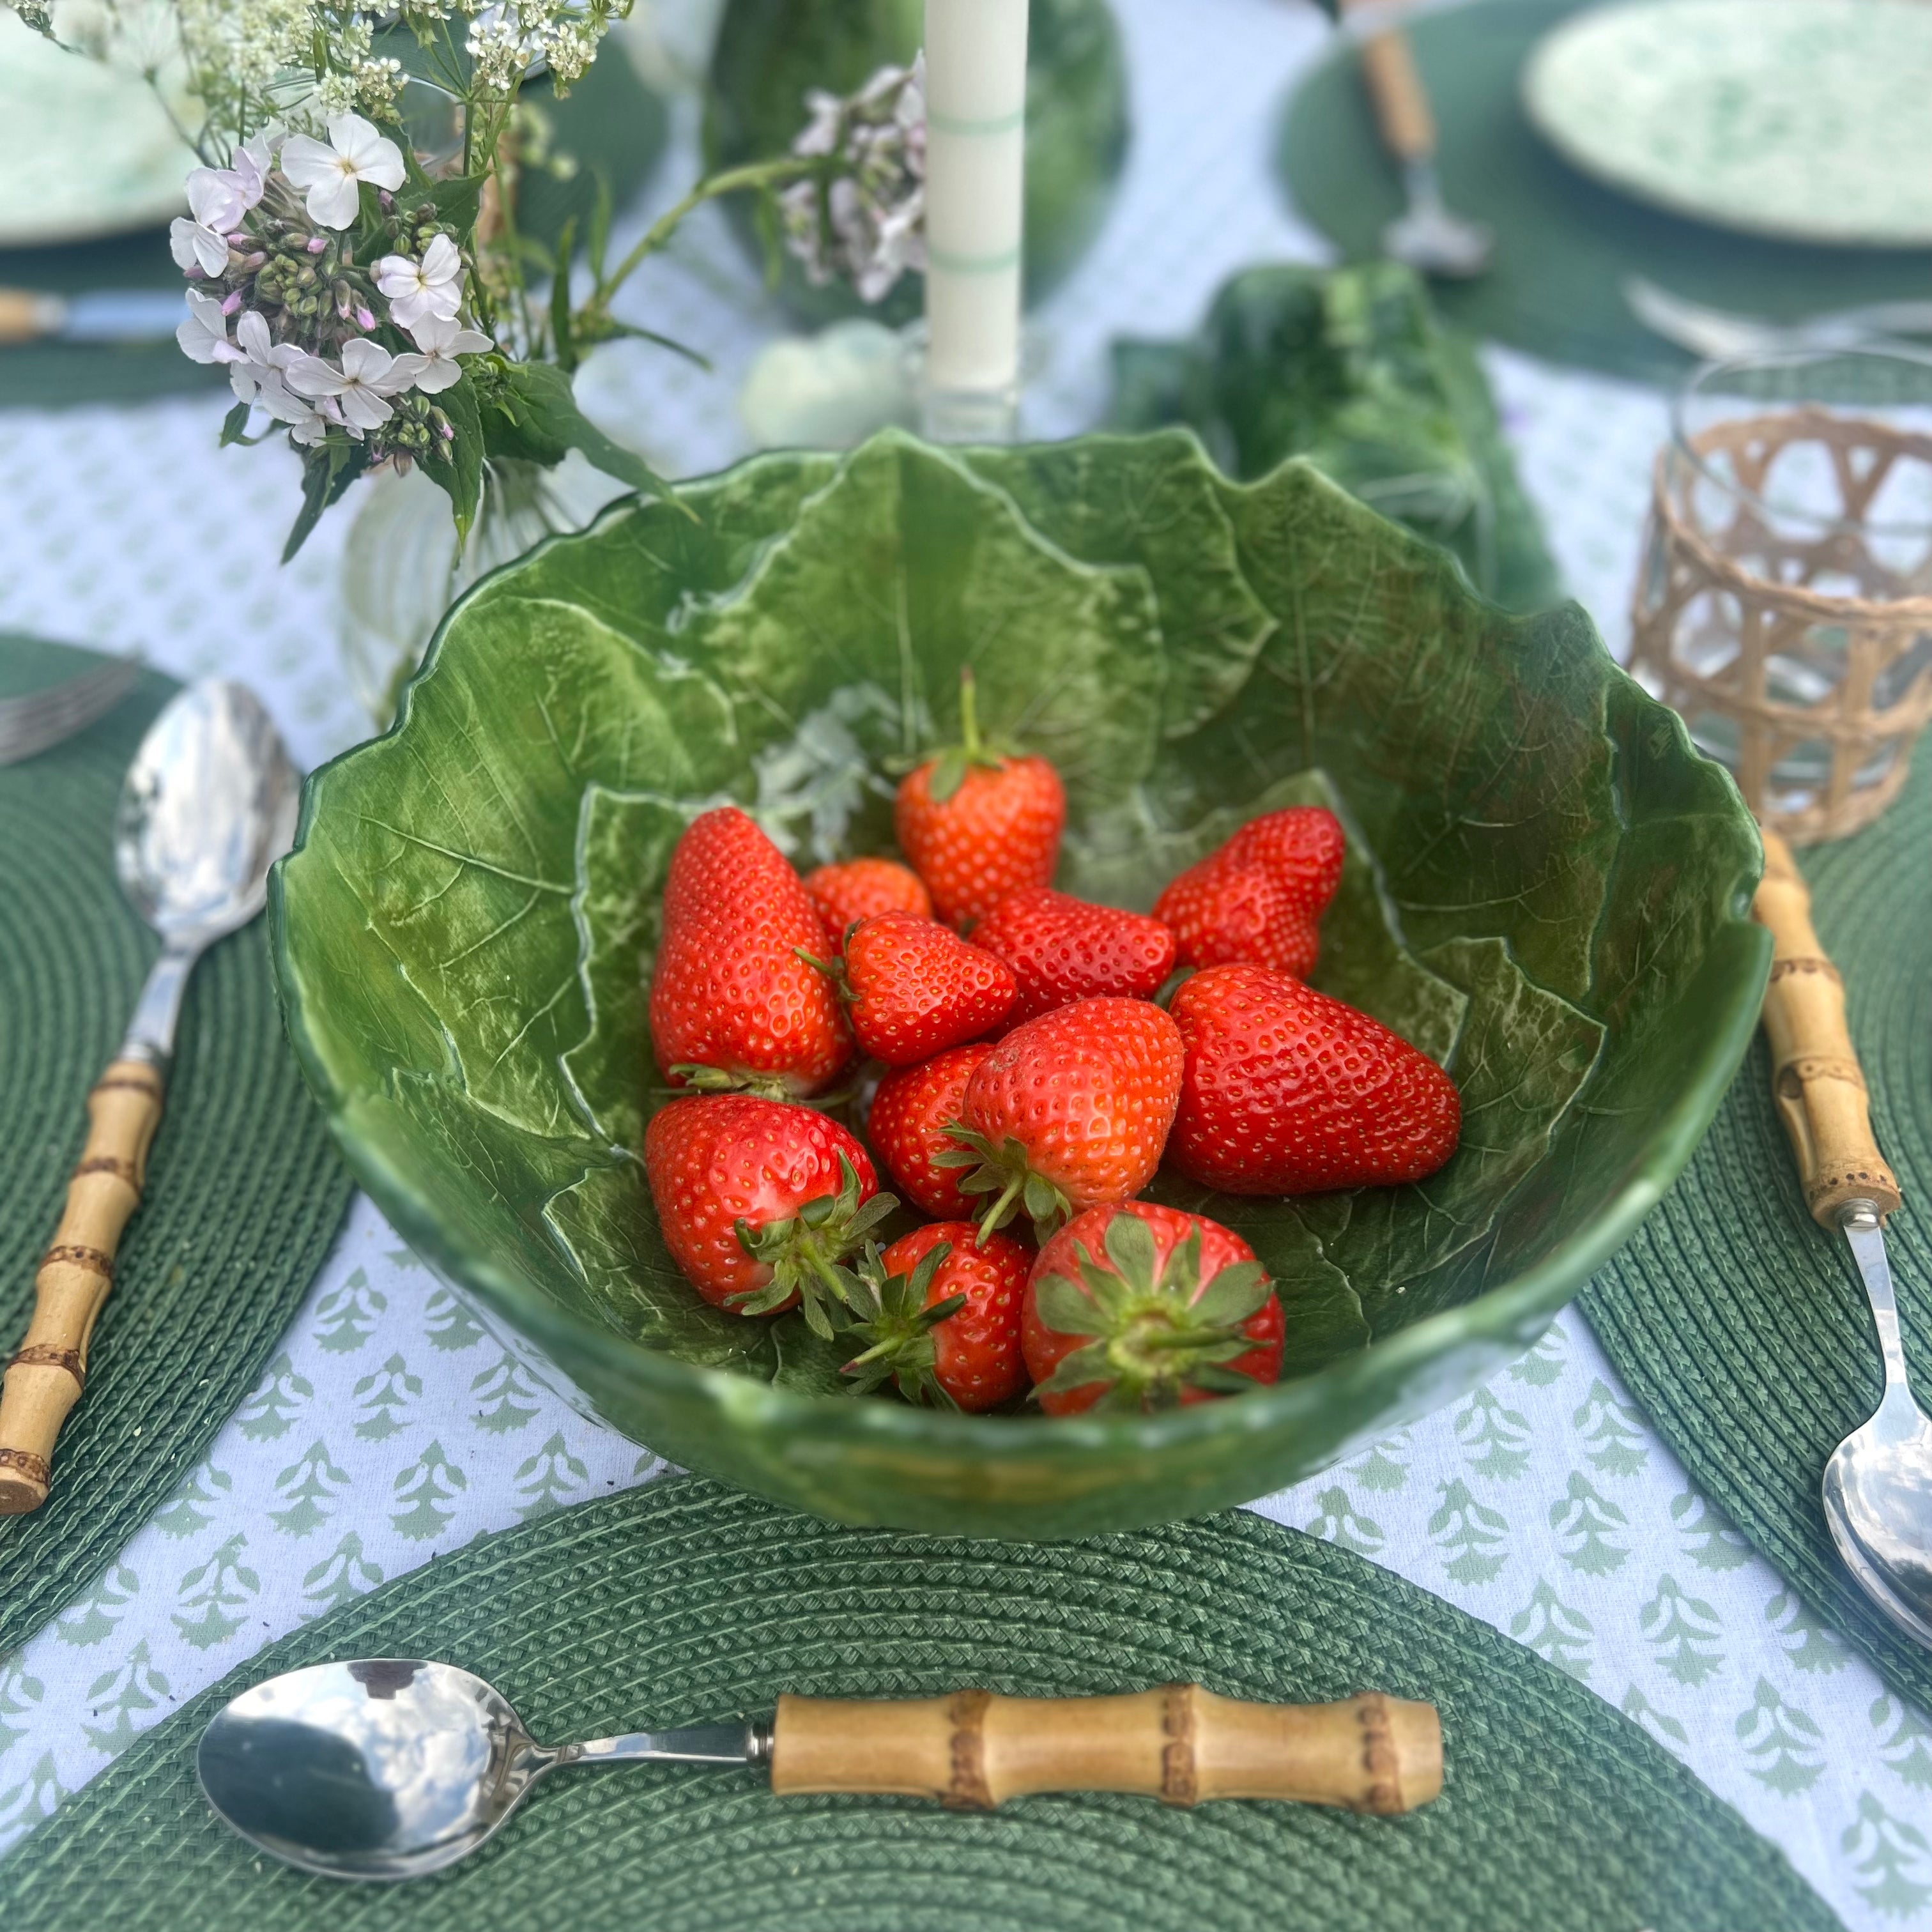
<box><xmin>926</xmin><ymin>107</ymin><xmax>1026</xmax><ymax>137</ymax></box>
<box><xmin>926</xmin><ymin>243</ymin><xmax>1023</xmax><ymax>274</ymax></box>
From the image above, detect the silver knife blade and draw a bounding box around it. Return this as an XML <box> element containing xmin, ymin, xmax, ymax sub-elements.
<box><xmin>58</xmin><ymin>288</ymin><xmax>189</xmax><ymax>343</ymax></box>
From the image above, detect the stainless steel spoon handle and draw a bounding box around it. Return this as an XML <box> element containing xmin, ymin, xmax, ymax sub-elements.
<box><xmin>1844</xmin><ymin>1211</ymin><xmax>1916</xmax><ymax>1411</ymax></box>
<box><xmin>559</xmin><ymin>1721</ymin><xmax>769</xmax><ymax>1767</ymax></box>
<box><xmin>121</xmin><ymin>941</ymin><xmax>203</xmax><ymax>1068</ymax></box>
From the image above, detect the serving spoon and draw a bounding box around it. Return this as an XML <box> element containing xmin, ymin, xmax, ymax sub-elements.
<box><xmin>1755</xmin><ymin>831</ymin><xmax>1931</xmax><ymax>1647</ymax></box>
<box><xmin>0</xmin><ymin>680</ymin><xmax>299</xmax><ymax>1514</ymax></box>
<box><xmin>197</xmin><ymin>1659</ymin><xmax>1442</xmax><ymax>1880</ymax></box>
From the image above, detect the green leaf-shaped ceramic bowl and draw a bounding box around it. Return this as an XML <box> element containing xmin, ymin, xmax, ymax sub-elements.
<box><xmin>272</xmin><ymin>429</ymin><xmax>1768</xmax><ymax>1539</ymax></box>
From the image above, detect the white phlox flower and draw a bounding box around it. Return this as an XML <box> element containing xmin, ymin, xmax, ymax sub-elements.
<box><xmin>286</xmin><ymin>335</ymin><xmax>427</xmax><ymax>430</ymax></box>
<box><xmin>169</xmin><ymin>148</ymin><xmax>268</xmax><ymax>277</ymax></box>
<box><xmin>374</xmin><ymin>233</ymin><xmax>464</xmax><ymax>331</ymax></box>
<box><xmin>279</xmin><ymin>113</ymin><xmax>406</xmax><ymax>230</ymax></box>
<box><xmin>405</xmin><ymin>310</ymin><xmax>491</xmax><ymax>393</ymax></box>
<box><xmin>227</xmin><ymin>310</ymin><xmax>316</xmax><ymax>425</ymax></box>
<box><xmin>176</xmin><ymin>289</ymin><xmax>242</xmax><ymax>364</ymax></box>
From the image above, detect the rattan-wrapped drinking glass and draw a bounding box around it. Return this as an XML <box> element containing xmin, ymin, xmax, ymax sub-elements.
<box><xmin>1629</xmin><ymin>348</ymin><xmax>1932</xmax><ymax>844</ymax></box>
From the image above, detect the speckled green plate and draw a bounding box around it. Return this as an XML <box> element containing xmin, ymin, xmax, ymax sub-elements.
<box><xmin>270</xmin><ymin>429</ymin><xmax>1770</xmax><ymax>1540</ymax></box>
<box><xmin>1523</xmin><ymin>0</ymin><xmax>1932</xmax><ymax>249</ymax></box>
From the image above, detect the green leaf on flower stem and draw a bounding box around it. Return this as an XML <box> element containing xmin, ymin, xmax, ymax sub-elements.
<box><xmin>218</xmin><ymin>401</ymin><xmax>251</xmax><ymax>448</ymax></box>
<box><xmin>274</xmin><ymin>429</ymin><xmax>1761</xmax><ymax>1414</ymax></box>
<box><xmin>479</xmin><ymin>360</ymin><xmax>684</xmax><ymax>510</ymax></box>
<box><xmin>416</xmin><ymin>173</ymin><xmax>487</xmax><ymax>239</ymax></box>
<box><xmin>420</xmin><ymin>369</ymin><xmax>484</xmax><ymax>539</ymax></box>
<box><xmin>282</xmin><ymin>437</ymin><xmax>369</xmax><ymax>562</ymax></box>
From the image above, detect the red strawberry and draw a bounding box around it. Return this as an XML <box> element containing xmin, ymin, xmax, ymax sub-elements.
<box><xmin>1153</xmin><ymin>806</ymin><xmax>1345</xmax><ymax>977</ymax></box>
<box><xmin>971</xmin><ymin>887</ymin><xmax>1177</xmax><ymax>1026</ymax></box>
<box><xmin>866</xmin><ymin>1044</ymin><xmax>995</xmax><ymax>1219</ymax></box>
<box><xmin>804</xmin><ymin>857</ymin><xmax>931</xmax><ymax>950</ymax></box>
<box><xmin>841</xmin><ymin>1222</ymin><xmax>1031</xmax><ymax>1411</ymax></box>
<box><xmin>1167</xmin><ymin>964</ymin><xmax>1460</xmax><ymax>1194</ymax></box>
<box><xmin>643</xmin><ymin>1096</ymin><xmax>893</xmax><ymax>1335</ymax></box>
<box><xmin>894</xmin><ymin>671</ymin><xmax>1065</xmax><ymax>930</ymax></box>
<box><xmin>940</xmin><ymin>997</ymin><xmax>1184</xmax><ymax>1243</ymax></box>
<box><xmin>1023</xmin><ymin>1201</ymin><xmax>1284</xmax><ymax>1414</ymax></box>
<box><xmin>650</xmin><ymin>807</ymin><xmax>852</xmax><ymax>1096</ymax></box>
<box><xmin>806</xmin><ymin>911</ymin><xmax>1015</xmax><ymax>1067</ymax></box>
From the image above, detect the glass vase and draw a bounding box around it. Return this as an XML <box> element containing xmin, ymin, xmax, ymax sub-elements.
<box><xmin>337</xmin><ymin>453</ymin><xmax>626</xmax><ymax>728</ymax></box>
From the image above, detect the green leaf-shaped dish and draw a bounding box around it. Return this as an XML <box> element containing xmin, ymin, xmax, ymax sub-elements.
<box><xmin>272</xmin><ymin>429</ymin><xmax>1768</xmax><ymax>1539</ymax></box>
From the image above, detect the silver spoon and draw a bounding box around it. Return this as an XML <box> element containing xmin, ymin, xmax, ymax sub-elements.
<box><xmin>1755</xmin><ymin>830</ymin><xmax>1931</xmax><ymax>1648</ymax></box>
<box><xmin>197</xmin><ymin>1660</ymin><xmax>1444</xmax><ymax>1881</ymax></box>
<box><xmin>0</xmin><ymin>680</ymin><xmax>299</xmax><ymax>1514</ymax></box>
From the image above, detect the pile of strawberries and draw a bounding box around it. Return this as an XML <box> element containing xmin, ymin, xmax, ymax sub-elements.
<box><xmin>644</xmin><ymin>677</ymin><xmax>1461</xmax><ymax>1418</ymax></box>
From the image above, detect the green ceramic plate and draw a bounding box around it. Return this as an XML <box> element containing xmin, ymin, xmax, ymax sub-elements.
<box><xmin>1523</xmin><ymin>0</ymin><xmax>1932</xmax><ymax>249</ymax></box>
<box><xmin>270</xmin><ymin>429</ymin><xmax>1769</xmax><ymax>1540</ymax></box>
<box><xmin>0</xmin><ymin>12</ymin><xmax>190</xmax><ymax>246</ymax></box>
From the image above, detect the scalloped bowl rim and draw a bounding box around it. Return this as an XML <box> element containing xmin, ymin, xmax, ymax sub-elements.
<box><xmin>268</xmin><ymin>445</ymin><xmax>1770</xmax><ymax>1474</ymax></box>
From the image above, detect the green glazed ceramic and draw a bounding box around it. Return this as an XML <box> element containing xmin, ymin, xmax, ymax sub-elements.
<box><xmin>270</xmin><ymin>429</ymin><xmax>1768</xmax><ymax>1539</ymax></box>
<box><xmin>703</xmin><ymin>0</ymin><xmax>1130</xmax><ymax>325</ymax></box>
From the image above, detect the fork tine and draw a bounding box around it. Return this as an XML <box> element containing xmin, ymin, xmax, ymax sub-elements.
<box><xmin>0</xmin><ymin>656</ymin><xmax>141</xmax><ymax>766</ymax></box>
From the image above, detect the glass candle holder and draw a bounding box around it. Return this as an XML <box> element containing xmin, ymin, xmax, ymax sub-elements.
<box><xmin>901</xmin><ymin>322</ymin><xmax>1027</xmax><ymax>445</ymax></box>
<box><xmin>1629</xmin><ymin>346</ymin><xmax>1932</xmax><ymax>843</ymax></box>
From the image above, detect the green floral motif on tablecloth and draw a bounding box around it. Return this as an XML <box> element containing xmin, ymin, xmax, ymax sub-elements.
<box><xmin>314</xmin><ymin>1268</ymin><xmax>385</xmax><ymax>1353</ymax></box>
<box><xmin>0</xmin><ymin>1754</ymin><xmax>63</xmax><ymax>1839</ymax></box>
<box><xmin>1456</xmin><ymin>1386</ymin><xmax>1531</xmax><ymax>1481</ymax></box>
<box><xmin>1508</xmin><ymin>1324</ymin><xmax>1566</xmax><ymax>1386</ymax></box>
<box><xmin>81</xmin><ymin>1642</ymin><xmax>169</xmax><ymax>1756</ymax></box>
<box><xmin>1346</xmin><ymin>1428</ymin><xmax>1411</xmax><ymax>1493</ymax></box>
<box><xmin>390</xmin><ymin>1441</ymin><xmax>467</xmax><ymax>1541</ymax></box>
<box><xmin>1769</xmin><ymin>1590</ymin><xmax>1853</xmax><ymax>1675</ymax></box>
<box><xmin>1550</xmin><ymin>1472</ymin><xmax>1630</xmax><ymax>1575</ymax></box>
<box><xmin>1621</xmin><ymin>1686</ymin><xmax>1689</xmax><ymax>1745</ymax></box>
<box><xmin>0</xmin><ymin>1668</ymin><xmax>42</xmax><ymax>1754</ymax></box>
<box><xmin>236</xmin><ymin>1353</ymin><xmax>312</xmax><ymax>1441</ymax></box>
<box><xmin>1737</xmin><ymin>1678</ymin><xmax>1827</xmax><ymax>1795</ymax></box>
<box><xmin>1305</xmin><ymin>1485</ymin><xmax>1383</xmax><ymax>1556</ymax></box>
<box><xmin>170</xmin><ymin>1535</ymin><xmax>260</xmax><ymax>1650</ymax></box>
<box><xmin>270</xmin><ymin>1439</ymin><xmax>351</xmax><ymax>1538</ymax></box>
<box><xmin>1429</xmin><ymin>1478</ymin><xmax>1509</xmax><ymax>1584</ymax></box>
<box><xmin>1844</xmin><ymin>1792</ymin><xmax>1932</xmax><ymax>1916</ymax></box>
<box><xmin>1871</xmin><ymin>1696</ymin><xmax>1932</xmax><ymax>1791</ymax></box>
<box><xmin>1642</xmin><ymin>1574</ymin><xmax>1725</xmax><ymax>1687</ymax></box>
<box><xmin>472</xmin><ymin>1351</ymin><xmax>546</xmax><ymax>1434</ymax></box>
<box><xmin>424</xmin><ymin>1285</ymin><xmax>489</xmax><ymax>1353</ymax></box>
<box><xmin>353</xmin><ymin>1353</ymin><xmax>421</xmax><ymax>1439</ymax></box>
<box><xmin>1671</xmin><ymin>1489</ymin><xmax>1754</xmax><ymax>1572</ymax></box>
<box><xmin>515</xmin><ymin>1434</ymin><xmax>593</xmax><ymax>1520</ymax></box>
<box><xmin>52</xmin><ymin>1565</ymin><xmax>138</xmax><ymax>1648</ymax></box>
<box><xmin>1572</xmin><ymin>1379</ymin><xmax>1648</xmax><ymax>1478</ymax></box>
<box><xmin>302</xmin><ymin>1532</ymin><xmax>384</xmax><ymax>1614</ymax></box>
<box><xmin>151</xmin><ymin>1464</ymin><xmax>232</xmax><ymax>1540</ymax></box>
<box><xmin>1512</xmin><ymin>1578</ymin><xmax>1593</xmax><ymax>1678</ymax></box>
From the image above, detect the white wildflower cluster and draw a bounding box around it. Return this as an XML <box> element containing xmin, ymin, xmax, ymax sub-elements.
<box><xmin>779</xmin><ymin>57</ymin><xmax>927</xmax><ymax>305</ymax></box>
<box><xmin>172</xmin><ymin>114</ymin><xmax>488</xmax><ymax>463</ymax></box>
<box><xmin>459</xmin><ymin>0</ymin><xmax>628</xmax><ymax>95</ymax></box>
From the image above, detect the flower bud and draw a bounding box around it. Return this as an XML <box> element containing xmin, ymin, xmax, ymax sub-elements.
<box><xmin>305</xmin><ymin>235</ymin><xmax>328</xmax><ymax>255</ymax></box>
<box><xmin>356</xmin><ymin>305</ymin><xmax>376</xmax><ymax>331</ymax></box>
<box><xmin>220</xmin><ymin>291</ymin><xmax>242</xmax><ymax>316</ymax></box>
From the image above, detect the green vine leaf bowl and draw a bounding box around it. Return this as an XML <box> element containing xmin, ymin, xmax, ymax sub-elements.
<box><xmin>270</xmin><ymin>428</ymin><xmax>1768</xmax><ymax>1540</ymax></box>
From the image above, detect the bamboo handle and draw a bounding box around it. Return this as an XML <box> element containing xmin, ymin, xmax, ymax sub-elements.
<box><xmin>0</xmin><ymin>289</ymin><xmax>64</xmax><ymax>346</ymax></box>
<box><xmin>769</xmin><ymin>1686</ymin><xmax>1442</xmax><ymax>1814</ymax></box>
<box><xmin>1752</xmin><ymin>830</ymin><xmax>1900</xmax><ymax>1229</ymax></box>
<box><xmin>1340</xmin><ymin>1</ymin><xmax>1436</xmax><ymax>162</ymax></box>
<box><xmin>0</xmin><ymin>1059</ymin><xmax>164</xmax><ymax>1514</ymax></box>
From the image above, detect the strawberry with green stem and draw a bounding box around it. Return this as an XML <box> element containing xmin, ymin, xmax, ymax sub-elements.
<box><xmin>866</xmin><ymin>1043</ymin><xmax>994</xmax><ymax>1219</ymax></box>
<box><xmin>650</xmin><ymin>807</ymin><xmax>853</xmax><ymax>1097</ymax></box>
<box><xmin>799</xmin><ymin>910</ymin><xmax>1015</xmax><ymax>1066</ymax></box>
<box><xmin>1154</xmin><ymin>806</ymin><xmax>1345</xmax><ymax>978</ymax></box>
<box><xmin>895</xmin><ymin>668</ymin><xmax>1066</xmax><ymax>930</ymax></box>
<box><xmin>839</xmin><ymin>1222</ymin><xmax>1031</xmax><ymax>1411</ymax></box>
<box><xmin>1023</xmin><ymin>1202</ymin><xmax>1284</xmax><ymax>1414</ymax></box>
<box><xmin>643</xmin><ymin>1096</ymin><xmax>895</xmax><ymax>1338</ymax></box>
<box><xmin>937</xmin><ymin>996</ymin><xmax>1184</xmax><ymax>1244</ymax></box>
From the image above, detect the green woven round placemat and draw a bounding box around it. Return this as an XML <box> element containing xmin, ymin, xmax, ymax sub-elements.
<box><xmin>0</xmin><ymin>54</ymin><xmax>667</xmax><ymax>412</ymax></box>
<box><xmin>1582</xmin><ymin>751</ymin><xmax>1932</xmax><ymax>1714</ymax></box>
<box><xmin>0</xmin><ymin>1474</ymin><xmax>1841</xmax><ymax>1932</ymax></box>
<box><xmin>1278</xmin><ymin>0</ymin><xmax>1932</xmax><ymax>384</ymax></box>
<box><xmin>0</xmin><ymin>636</ymin><xmax>353</xmax><ymax>1653</ymax></box>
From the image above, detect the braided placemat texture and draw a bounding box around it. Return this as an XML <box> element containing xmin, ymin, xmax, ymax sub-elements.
<box><xmin>0</xmin><ymin>1474</ymin><xmax>1841</xmax><ymax>1932</ymax></box>
<box><xmin>0</xmin><ymin>637</ymin><xmax>353</xmax><ymax>1652</ymax></box>
<box><xmin>1278</xmin><ymin>0</ymin><xmax>1932</xmax><ymax>385</ymax></box>
<box><xmin>1583</xmin><ymin>748</ymin><xmax>1932</xmax><ymax>1712</ymax></box>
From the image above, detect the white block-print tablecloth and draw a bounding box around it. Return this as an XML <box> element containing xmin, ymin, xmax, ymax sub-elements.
<box><xmin>1</xmin><ymin>2</ymin><xmax>1926</xmax><ymax>1924</ymax></box>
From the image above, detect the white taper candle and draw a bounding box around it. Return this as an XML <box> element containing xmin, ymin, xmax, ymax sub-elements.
<box><xmin>922</xmin><ymin>0</ymin><xmax>1030</xmax><ymax>397</ymax></box>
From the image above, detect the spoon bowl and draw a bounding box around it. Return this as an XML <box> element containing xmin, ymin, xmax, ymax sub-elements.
<box><xmin>198</xmin><ymin>1659</ymin><xmax>758</xmax><ymax>1882</ymax></box>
